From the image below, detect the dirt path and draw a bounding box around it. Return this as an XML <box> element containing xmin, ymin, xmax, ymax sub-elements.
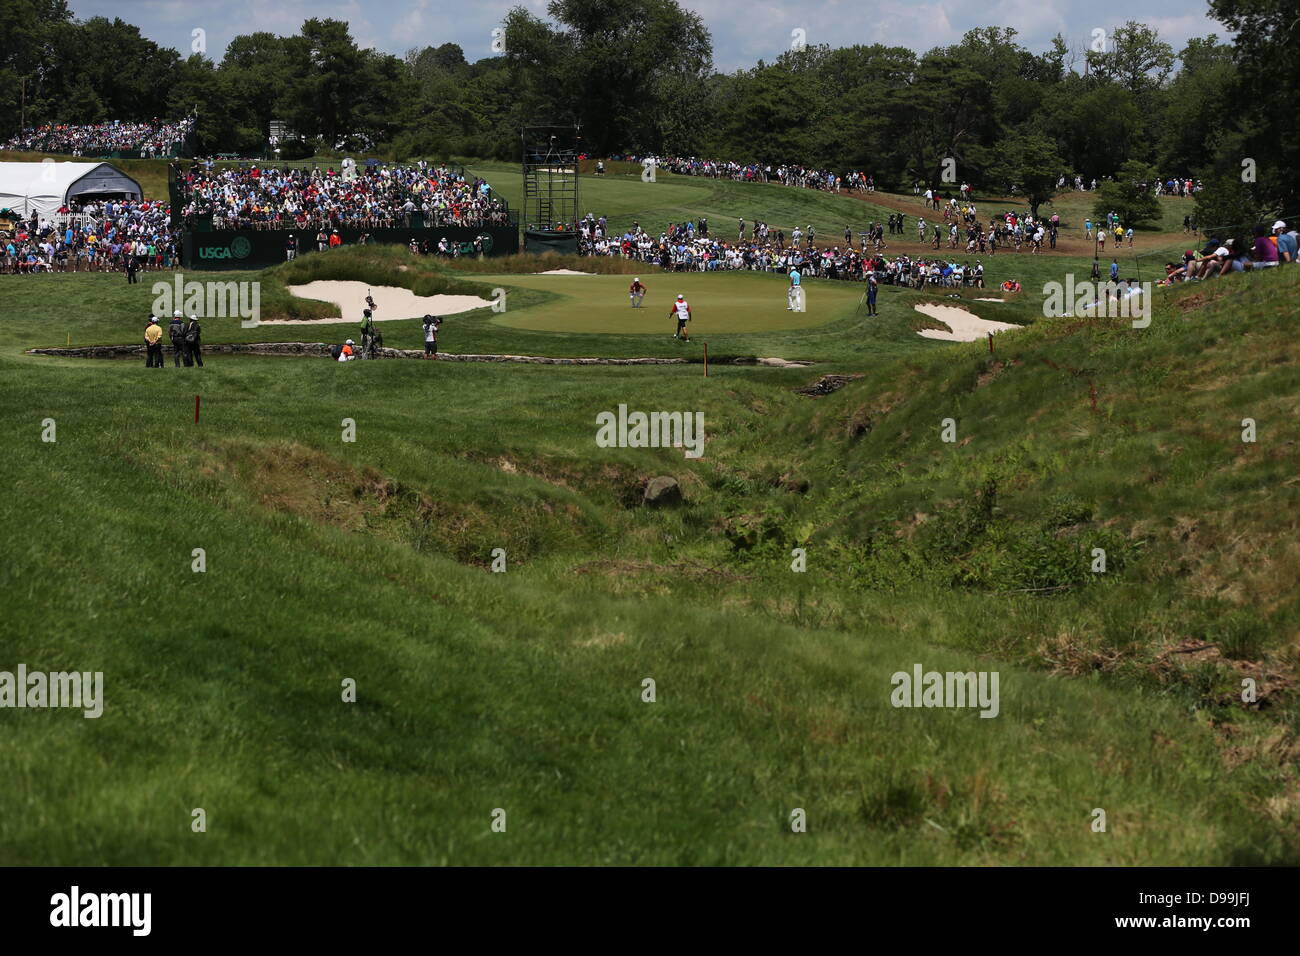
<box><xmin>827</xmin><ymin>189</ymin><xmax>1186</xmax><ymax>259</ymax></box>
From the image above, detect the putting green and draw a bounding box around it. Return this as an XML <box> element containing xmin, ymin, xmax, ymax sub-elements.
<box><xmin>482</xmin><ymin>271</ymin><xmax>861</xmax><ymax>334</ymax></box>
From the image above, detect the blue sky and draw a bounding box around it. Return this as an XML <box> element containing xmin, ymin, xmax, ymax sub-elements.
<box><xmin>72</xmin><ymin>0</ymin><xmax>1225</xmax><ymax>71</ymax></box>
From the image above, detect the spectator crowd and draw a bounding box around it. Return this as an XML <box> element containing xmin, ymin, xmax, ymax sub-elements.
<box><xmin>646</xmin><ymin>154</ymin><xmax>1201</xmax><ymax>203</ymax></box>
<box><xmin>573</xmin><ymin>191</ymin><xmax>1068</xmax><ymax>287</ymax></box>
<box><xmin>1158</xmin><ymin>220</ymin><xmax>1297</xmax><ymax>284</ymax></box>
<box><xmin>1</xmin><ymin>198</ymin><xmax>176</xmax><ymax>274</ymax></box>
<box><xmin>176</xmin><ymin>160</ymin><xmax>510</xmax><ymax>231</ymax></box>
<box><xmin>1051</xmin><ymin>174</ymin><xmax>1201</xmax><ymax>195</ymax></box>
<box><xmin>620</xmin><ymin>154</ymin><xmax>875</xmax><ymax>194</ymax></box>
<box><xmin>3</xmin><ymin>117</ymin><xmax>196</xmax><ymax>157</ymax></box>
<box><xmin>575</xmin><ymin>213</ymin><xmax>993</xmax><ymax>289</ymax></box>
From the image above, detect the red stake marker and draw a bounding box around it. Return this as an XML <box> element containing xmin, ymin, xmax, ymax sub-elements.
<box><xmin>195</xmin><ymin>394</ymin><xmax>201</xmax><ymax>424</ymax></box>
<box><xmin>988</xmin><ymin>331</ymin><xmax>994</xmax><ymax>354</ymax></box>
<box><xmin>703</xmin><ymin>342</ymin><xmax>709</xmax><ymax>377</ymax></box>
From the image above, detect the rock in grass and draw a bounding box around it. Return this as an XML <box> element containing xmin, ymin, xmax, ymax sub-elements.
<box><xmin>642</xmin><ymin>476</ymin><xmax>682</xmax><ymax>507</ymax></box>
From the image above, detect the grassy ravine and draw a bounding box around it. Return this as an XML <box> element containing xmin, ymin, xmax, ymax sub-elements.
<box><xmin>1</xmin><ymin>175</ymin><xmax>1295</xmax><ymax>865</ymax></box>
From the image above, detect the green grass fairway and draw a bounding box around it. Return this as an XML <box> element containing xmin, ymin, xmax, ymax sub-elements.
<box><xmin>0</xmin><ymin>246</ymin><xmax>940</xmax><ymax>364</ymax></box>
<box><xmin>4</xmin><ymin>265</ymin><xmax>1297</xmax><ymax>865</ymax></box>
<box><xmin>467</xmin><ymin>161</ymin><xmax>901</xmax><ymax>239</ymax></box>
<box><xmin>486</xmin><ymin>271</ymin><xmax>860</xmax><ymax>334</ymax></box>
<box><xmin>3</xmin><ymin>157</ymin><xmax>1298</xmax><ymax>867</ymax></box>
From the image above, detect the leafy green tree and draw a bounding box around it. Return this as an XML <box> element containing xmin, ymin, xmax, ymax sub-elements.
<box><xmin>68</xmin><ymin>17</ymin><xmax>181</xmax><ymax>121</ymax></box>
<box><xmin>1192</xmin><ymin>169</ymin><xmax>1277</xmax><ymax>246</ymax></box>
<box><xmin>219</xmin><ymin>32</ymin><xmax>293</xmax><ymax>147</ymax></box>
<box><xmin>1208</xmin><ymin>0</ymin><xmax>1299</xmax><ymax>211</ymax></box>
<box><xmin>0</xmin><ymin>0</ymin><xmax>73</xmax><ymax>132</ymax></box>
<box><xmin>411</xmin><ymin>43</ymin><xmax>469</xmax><ymax>80</ymax></box>
<box><xmin>1025</xmin><ymin>34</ymin><xmax>1069</xmax><ymax>85</ymax></box>
<box><xmin>281</xmin><ymin>19</ymin><xmax>367</xmax><ymax>144</ymax></box>
<box><xmin>354</xmin><ymin>50</ymin><xmax>418</xmax><ymax>146</ymax></box>
<box><xmin>813</xmin><ymin>44</ymin><xmax>915</xmax><ymax>174</ymax></box>
<box><xmin>3</xmin><ymin>0</ymin><xmax>1288</xmax><ymax>200</ymax></box>
<box><xmin>503</xmin><ymin>0</ymin><xmax>712</xmax><ymax>154</ymax></box>
<box><xmin>1086</xmin><ymin>22</ymin><xmax>1175</xmax><ymax>95</ymax></box>
<box><xmin>1043</xmin><ymin>82</ymin><xmax>1143</xmax><ymax>179</ymax></box>
<box><xmin>1155</xmin><ymin>36</ymin><xmax>1235</xmax><ymax>174</ymax></box>
<box><xmin>717</xmin><ymin>59</ymin><xmax>820</xmax><ymax>164</ymax></box>
<box><xmin>402</xmin><ymin>44</ymin><xmax>478</xmax><ymax>156</ymax></box>
<box><xmin>887</xmin><ymin>53</ymin><xmax>996</xmax><ymax>189</ymax></box>
<box><xmin>1093</xmin><ymin>160</ymin><xmax>1161</xmax><ymax>226</ymax></box>
<box><xmin>991</xmin><ymin>134</ymin><xmax>1067</xmax><ymax>218</ymax></box>
<box><xmin>941</xmin><ymin>27</ymin><xmax>1041</xmax><ymax>128</ymax></box>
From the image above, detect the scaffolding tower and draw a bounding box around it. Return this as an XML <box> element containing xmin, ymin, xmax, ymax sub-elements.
<box><xmin>521</xmin><ymin>126</ymin><xmax>582</xmax><ymax>254</ymax></box>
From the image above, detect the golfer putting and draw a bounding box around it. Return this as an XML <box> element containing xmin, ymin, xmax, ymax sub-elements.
<box><xmin>671</xmin><ymin>294</ymin><xmax>692</xmax><ymax>341</ymax></box>
<box><xmin>630</xmin><ymin>277</ymin><xmax>647</xmax><ymax>308</ymax></box>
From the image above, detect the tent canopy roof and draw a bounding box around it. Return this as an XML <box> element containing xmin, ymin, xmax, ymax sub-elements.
<box><xmin>0</xmin><ymin>161</ymin><xmax>143</xmax><ymax>220</ymax></box>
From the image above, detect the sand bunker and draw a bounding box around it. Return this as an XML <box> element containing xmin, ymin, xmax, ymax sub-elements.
<box><xmin>974</xmin><ymin>297</ymin><xmax>1005</xmax><ymax>302</ymax></box>
<box><xmin>534</xmin><ymin>269</ymin><xmax>594</xmax><ymax>275</ymax></box>
<box><xmin>913</xmin><ymin>304</ymin><xmax>1020</xmax><ymax>342</ymax></box>
<box><xmin>269</xmin><ymin>281</ymin><xmax>492</xmax><ymax>324</ymax></box>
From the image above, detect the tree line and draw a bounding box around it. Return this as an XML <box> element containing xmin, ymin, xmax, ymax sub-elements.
<box><xmin>0</xmin><ymin>0</ymin><xmax>1293</xmax><ymax>223</ymax></box>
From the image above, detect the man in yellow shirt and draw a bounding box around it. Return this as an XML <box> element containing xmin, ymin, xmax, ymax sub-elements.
<box><xmin>144</xmin><ymin>316</ymin><xmax>164</xmax><ymax>367</ymax></box>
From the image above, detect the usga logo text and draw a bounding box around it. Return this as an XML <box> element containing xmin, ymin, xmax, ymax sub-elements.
<box><xmin>596</xmin><ymin>404</ymin><xmax>705</xmax><ymax>459</ymax></box>
<box><xmin>198</xmin><ymin>235</ymin><xmax>251</xmax><ymax>260</ymax></box>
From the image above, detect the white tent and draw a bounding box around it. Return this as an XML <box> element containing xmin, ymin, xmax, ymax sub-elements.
<box><xmin>0</xmin><ymin>161</ymin><xmax>143</xmax><ymax>223</ymax></box>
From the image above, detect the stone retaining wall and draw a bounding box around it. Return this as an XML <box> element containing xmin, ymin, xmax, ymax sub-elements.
<box><xmin>26</xmin><ymin>343</ymin><xmax>691</xmax><ymax>365</ymax></box>
<box><xmin>26</xmin><ymin>344</ymin><xmax>812</xmax><ymax>367</ymax></box>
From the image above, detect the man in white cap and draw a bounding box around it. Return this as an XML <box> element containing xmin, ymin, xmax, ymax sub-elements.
<box><xmin>787</xmin><ymin>266</ymin><xmax>802</xmax><ymax>311</ymax></box>
<box><xmin>670</xmin><ymin>294</ymin><xmax>691</xmax><ymax>341</ymax></box>
<box><xmin>1197</xmin><ymin>243</ymin><xmax>1233</xmax><ymax>279</ymax></box>
<box><xmin>168</xmin><ymin>309</ymin><xmax>187</xmax><ymax>366</ymax></box>
<box><xmin>629</xmin><ymin>276</ymin><xmax>646</xmax><ymax>308</ymax></box>
<box><xmin>184</xmin><ymin>314</ymin><xmax>203</xmax><ymax>367</ymax></box>
<box><xmin>1273</xmin><ymin>220</ymin><xmax>1296</xmax><ymax>264</ymax></box>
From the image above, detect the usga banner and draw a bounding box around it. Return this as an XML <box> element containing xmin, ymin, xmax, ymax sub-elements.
<box><xmin>182</xmin><ymin>226</ymin><xmax>518</xmax><ymax>270</ymax></box>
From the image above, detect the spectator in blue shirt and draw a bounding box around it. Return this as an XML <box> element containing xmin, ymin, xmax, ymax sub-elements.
<box><xmin>1273</xmin><ymin>221</ymin><xmax>1296</xmax><ymax>264</ymax></box>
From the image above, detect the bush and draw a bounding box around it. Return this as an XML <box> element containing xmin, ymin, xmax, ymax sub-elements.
<box><xmin>276</xmin><ymin>138</ymin><xmax>316</xmax><ymax>161</ymax></box>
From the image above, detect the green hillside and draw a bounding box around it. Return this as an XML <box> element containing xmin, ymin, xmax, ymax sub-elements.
<box><xmin>5</xmin><ymin>0</ymin><xmax>1298</xmax><ymax>880</ymax></box>
<box><xmin>1</xmin><ymin>232</ymin><xmax>1296</xmax><ymax>864</ymax></box>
